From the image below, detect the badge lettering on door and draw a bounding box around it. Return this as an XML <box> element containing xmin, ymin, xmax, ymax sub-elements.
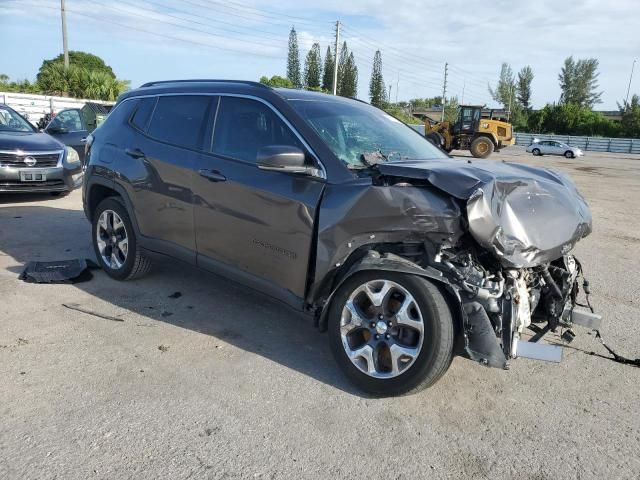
<box><xmin>251</xmin><ymin>239</ymin><xmax>297</xmax><ymax>259</ymax></box>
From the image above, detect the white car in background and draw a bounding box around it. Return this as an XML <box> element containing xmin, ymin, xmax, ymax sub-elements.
<box><xmin>526</xmin><ymin>140</ymin><xmax>584</xmax><ymax>158</ymax></box>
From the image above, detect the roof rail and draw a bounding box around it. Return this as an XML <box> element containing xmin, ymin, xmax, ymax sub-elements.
<box><xmin>139</xmin><ymin>79</ymin><xmax>269</xmax><ymax>88</ymax></box>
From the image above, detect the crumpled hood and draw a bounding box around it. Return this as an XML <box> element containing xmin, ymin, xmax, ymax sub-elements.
<box><xmin>0</xmin><ymin>131</ymin><xmax>64</xmax><ymax>152</ymax></box>
<box><xmin>377</xmin><ymin>158</ymin><xmax>592</xmax><ymax>267</ymax></box>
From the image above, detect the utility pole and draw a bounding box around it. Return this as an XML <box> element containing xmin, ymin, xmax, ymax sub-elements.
<box><xmin>625</xmin><ymin>59</ymin><xmax>636</xmax><ymax>109</ymax></box>
<box><xmin>60</xmin><ymin>0</ymin><xmax>69</xmax><ymax>69</ymax></box>
<box><xmin>388</xmin><ymin>84</ymin><xmax>392</xmax><ymax>103</ymax></box>
<box><xmin>395</xmin><ymin>73</ymin><xmax>399</xmax><ymax>103</ymax></box>
<box><xmin>332</xmin><ymin>20</ymin><xmax>340</xmax><ymax>96</ymax></box>
<box><xmin>461</xmin><ymin>79</ymin><xmax>466</xmax><ymax>105</ymax></box>
<box><xmin>507</xmin><ymin>83</ymin><xmax>515</xmax><ymax>121</ymax></box>
<box><xmin>441</xmin><ymin>62</ymin><xmax>448</xmax><ymax>122</ymax></box>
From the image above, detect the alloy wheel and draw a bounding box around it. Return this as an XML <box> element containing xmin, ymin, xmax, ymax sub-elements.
<box><xmin>96</xmin><ymin>209</ymin><xmax>129</xmax><ymax>270</ymax></box>
<box><xmin>340</xmin><ymin>279</ymin><xmax>425</xmax><ymax>378</ymax></box>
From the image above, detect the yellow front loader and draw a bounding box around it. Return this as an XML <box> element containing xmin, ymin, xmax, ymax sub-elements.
<box><xmin>425</xmin><ymin>105</ymin><xmax>515</xmax><ymax>158</ymax></box>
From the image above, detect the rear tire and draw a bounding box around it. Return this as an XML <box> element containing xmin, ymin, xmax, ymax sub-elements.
<box><xmin>470</xmin><ymin>136</ymin><xmax>495</xmax><ymax>158</ymax></box>
<box><xmin>92</xmin><ymin>197</ymin><xmax>151</xmax><ymax>280</ymax></box>
<box><xmin>328</xmin><ymin>271</ymin><xmax>454</xmax><ymax>396</ymax></box>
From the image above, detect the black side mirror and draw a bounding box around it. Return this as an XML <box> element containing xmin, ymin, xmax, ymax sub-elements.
<box><xmin>256</xmin><ymin>145</ymin><xmax>321</xmax><ymax>177</ymax></box>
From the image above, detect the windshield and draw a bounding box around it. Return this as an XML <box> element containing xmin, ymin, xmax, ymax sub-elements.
<box><xmin>0</xmin><ymin>106</ymin><xmax>35</xmax><ymax>133</ymax></box>
<box><xmin>290</xmin><ymin>99</ymin><xmax>448</xmax><ymax>168</ymax></box>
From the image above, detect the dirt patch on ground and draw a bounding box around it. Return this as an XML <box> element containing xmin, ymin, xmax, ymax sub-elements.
<box><xmin>574</xmin><ymin>166</ymin><xmax>603</xmax><ymax>175</ymax></box>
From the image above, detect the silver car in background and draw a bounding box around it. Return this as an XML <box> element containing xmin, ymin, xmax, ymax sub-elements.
<box><xmin>526</xmin><ymin>140</ymin><xmax>584</xmax><ymax>158</ymax></box>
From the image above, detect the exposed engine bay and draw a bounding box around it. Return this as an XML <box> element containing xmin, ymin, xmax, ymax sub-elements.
<box><xmin>426</xmin><ymin>243</ymin><xmax>597</xmax><ymax>366</ymax></box>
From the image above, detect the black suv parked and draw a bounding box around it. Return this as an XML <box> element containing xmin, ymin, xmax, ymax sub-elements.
<box><xmin>0</xmin><ymin>104</ymin><xmax>83</xmax><ymax>194</ymax></box>
<box><xmin>83</xmin><ymin>80</ymin><xmax>595</xmax><ymax>395</ymax></box>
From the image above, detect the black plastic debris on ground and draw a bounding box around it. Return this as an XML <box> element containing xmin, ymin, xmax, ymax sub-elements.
<box><xmin>168</xmin><ymin>291</ymin><xmax>182</xmax><ymax>299</ymax></box>
<box><xmin>19</xmin><ymin>259</ymin><xmax>99</xmax><ymax>284</ymax></box>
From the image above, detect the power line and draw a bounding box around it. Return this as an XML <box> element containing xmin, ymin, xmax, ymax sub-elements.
<box><xmin>20</xmin><ymin>1</ymin><xmax>287</xmax><ymax>59</ymax></box>
<box><xmin>93</xmin><ymin>1</ymin><xmax>294</xmax><ymax>49</ymax></box>
<box><xmin>205</xmin><ymin>0</ymin><xmax>323</xmax><ymax>26</ymax></box>
<box><xmin>181</xmin><ymin>0</ymin><xmax>320</xmax><ymax>28</ymax></box>
<box><xmin>340</xmin><ymin>24</ymin><xmax>444</xmax><ymax>76</ymax></box>
<box><xmin>119</xmin><ymin>0</ymin><xmax>302</xmax><ymax>42</ymax></box>
<box><xmin>339</xmin><ymin>35</ymin><xmax>444</xmax><ymax>89</ymax></box>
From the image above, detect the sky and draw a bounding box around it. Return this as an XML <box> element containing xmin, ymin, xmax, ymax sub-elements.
<box><xmin>1</xmin><ymin>0</ymin><xmax>639</xmax><ymax>109</ymax></box>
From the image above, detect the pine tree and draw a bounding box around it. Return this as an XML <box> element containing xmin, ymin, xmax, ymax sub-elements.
<box><xmin>488</xmin><ymin>63</ymin><xmax>515</xmax><ymax>108</ymax></box>
<box><xmin>286</xmin><ymin>27</ymin><xmax>301</xmax><ymax>88</ymax></box>
<box><xmin>303</xmin><ymin>43</ymin><xmax>322</xmax><ymax>89</ymax></box>
<box><xmin>322</xmin><ymin>46</ymin><xmax>334</xmax><ymax>92</ymax></box>
<box><xmin>369</xmin><ymin>50</ymin><xmax>386</xmax><ymax>107</ymax></box>
<box><xmin>516</xmin><ymin>65</ymin><xmax>534</xmax><ymax>110</ymax></box>
<box><xmin>559</xmin><ymin>56</ymin><xmax>602</xmax><ymax>108</ymax></box>
<box><xmin>342</xmin><ymin>52</ymin><xmax>358</xmax><ymax>97</ymax></box>
<box><xmin>337</xmin><ymin>41</ymin><xmax>349</xmax><ymax>96</ymax></box>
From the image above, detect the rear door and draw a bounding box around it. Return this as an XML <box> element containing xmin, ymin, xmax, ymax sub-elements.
<box><xmin>121</xmin><ymin>94</ymin><xmax>215</xmax><ymax>259</ymax></box>
<box><xmin>193</xmin><ymin>95</ymin><xmax>325</xmax><ymax>304</ymax></box>
<box><xmin>46</xmin><ymin>109</ymin><xmax>88</xmax><ymax>162</ymax></box>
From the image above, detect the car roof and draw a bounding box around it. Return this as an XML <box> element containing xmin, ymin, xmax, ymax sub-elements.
<box><xmin>119</xmin><ymin>79</ymin><xmax>361</xmax><ymax>106</ymax></box>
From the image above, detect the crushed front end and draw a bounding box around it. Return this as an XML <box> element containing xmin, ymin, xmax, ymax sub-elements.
<box><xmin>375</xmin><ymin>158</ymin><xmax>599</xmax><ymax>367</ymax></box>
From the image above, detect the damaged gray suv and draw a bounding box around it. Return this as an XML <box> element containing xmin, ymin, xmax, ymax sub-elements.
<box><xmin>83</xmin><ymin>80</ymin><xmax>598</xmax><ymax>396</ymax></box>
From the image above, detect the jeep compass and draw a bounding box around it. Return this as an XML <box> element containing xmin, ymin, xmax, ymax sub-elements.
<box><xmin>82</xmin><ymin>80</ymin><xmax>598</xmax><ymax>396</ymax></box>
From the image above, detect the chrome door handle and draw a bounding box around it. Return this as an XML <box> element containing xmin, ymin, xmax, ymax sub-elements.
<box><xmin>198</xmin><ymin>169</ymin><xmax>226</xmax><ymax>182</ymax></box>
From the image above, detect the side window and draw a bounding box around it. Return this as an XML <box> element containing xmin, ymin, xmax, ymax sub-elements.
<box><xmin>130</xmin><ymin>97</ymin><xmax>156</xmax><ymax>132</ymax></box>
<box><xmin>212</xmin><ymin>97</ymin><xmax>304</xmax><ymax>163</ymax></box>
<box><xmin>147</xmin><ymin>95</ymin><xmax>211</xmax><ymax>150</ymax></box>
<box><xmin>49</xmin><ymin>109</ymin><xmax>83</xmax><ymax>131</ymax></box>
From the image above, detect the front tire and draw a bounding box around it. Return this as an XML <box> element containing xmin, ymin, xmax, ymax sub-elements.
<box><xmin>532</xmin><ymin>148</ymin><xmax>541</xmax><ymax>156</ymax></box>
<box><xmin>565</xmin><ymin>150</ymin><xmax>574</xmax><ymax>158</ymax></box>
<box><xmin>470</xmin><ymin>136</ymin><xmax>494</xmax><ymax>158</ymax></box>
<box><xmin>92</xmin><ymin>197</ymin><xmax>151</xmax><ymax>280</ymax></box>
<box><xmin>328</xmin><ymin>271</ymin><xmax>454</xmax><ymax>396</ymax></box>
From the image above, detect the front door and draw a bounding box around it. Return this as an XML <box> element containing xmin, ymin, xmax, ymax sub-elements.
<box><xmin>193</xmin><ymin>96</ymin><xmax>325</xmax><ymax>304</ymax></box>
<box><xmin>46</xmin><ymin>109</ymin><xmax>88</xmax><ymax>162</ymax></box>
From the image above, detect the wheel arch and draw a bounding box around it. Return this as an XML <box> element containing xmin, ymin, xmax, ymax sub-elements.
<box><xmin>473</xmin><ymin>132</ymin><xmax>498</xmax><ymax>147</ymax></box>
<box><xmin>85</xmin><ymin>178</ymin><xmax>141</xmax><ymax>236</ymax></box>
<box><xmin>315</xmin><ymin>250</ymin><xmax>464</xmax><ymax>340</ymax></box>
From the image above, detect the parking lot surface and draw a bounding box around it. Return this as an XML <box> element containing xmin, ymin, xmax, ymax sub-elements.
<box><xmin>1</xmin><ymin>147</ymin><xmax>639</xmax><ymax>479</ymax></box>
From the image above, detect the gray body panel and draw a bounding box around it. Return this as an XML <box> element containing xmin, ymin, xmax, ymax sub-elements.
<box><xmin>193</xmin><ymin>151</ymin><xmax>324</xmax><ymax>299</ymax></box>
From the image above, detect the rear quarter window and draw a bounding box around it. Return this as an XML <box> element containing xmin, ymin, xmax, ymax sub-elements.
<box><xmin>130</xmin><ymin>97</ymin><xmax>156</xmax><ymax>132</ymax></box>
